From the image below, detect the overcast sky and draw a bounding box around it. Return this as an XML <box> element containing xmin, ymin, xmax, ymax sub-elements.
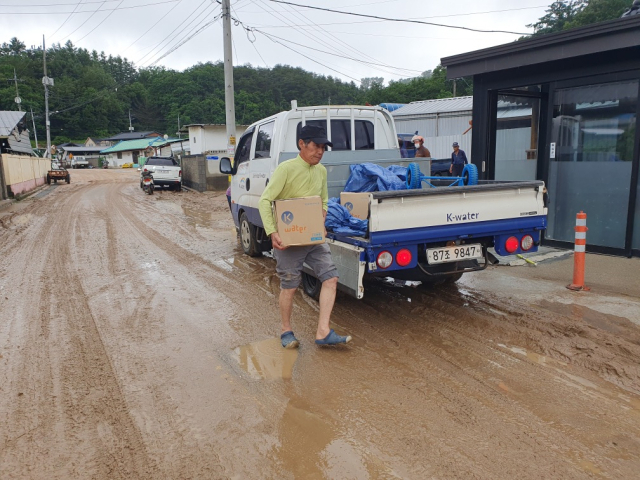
<box><xmin>4</xmin><ymin>0</ymin><xmax>550</xmax><ymax>85</ymax></box>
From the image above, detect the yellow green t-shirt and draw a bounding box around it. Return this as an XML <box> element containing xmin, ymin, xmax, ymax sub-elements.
<box><xmin>258</xmin><ymin>155</ymin><xmax>329</xmax><ymax>236</ymax></box>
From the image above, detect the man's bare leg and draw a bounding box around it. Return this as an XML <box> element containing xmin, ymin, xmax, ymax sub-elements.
<box><xmin>316</xmin><ymin>277</ymin><xmax>338</xmax><ymax>339</ymax></box>
<box><xmin>279</xmin><ymin>287</ymin><xmax>297</xmax><ymax>334</ymax></box>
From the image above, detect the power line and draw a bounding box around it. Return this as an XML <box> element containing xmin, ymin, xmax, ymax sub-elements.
<box><xmin>122</xmin><ymin>0</ymin><xmax>186</xmax><ymax>53</ymax></box>
<box><xmin>76</xmin><ymin>0</ymin><xmax>124</xmax><ymax>43</ymax></box>
<box><xmin>58</xmin><ymin>1</ymin><xmax>107</xmax><ymax>42</ymax></box>
<box><xmin>249</xmin><ymin>1</ymin><xmax>366</xmax><ymax>80</ymax></box>
<box><xmin>4</xmin><ymin>0</ymin><xmax>180</xmax><ymax>14</ymax></box>
<box><xmin>49</xmin><ymin>0</ymin><xmax>85</xmax><ymax>39</ymax></box>
<box><xmin>268</xmin><ymin>0</ymin><xmax>532</xmax><ymax>36</ymax></box>
<box><xmin>250</xmin><ymin>1</ymin><xmax>419</xmax><ymax>78</ymax></box>
<box><xmin>258</xmin><ymin>31</ymin><xmax>361</xmax><ymax>83</ymax></box>
<box><xmin>143</xmin><ymin>4</ymin><xmax>222</xmax><ymax>67</ymax></box>
<box><xmin>258</xmin><ymin>30</ymin><xmax>423</xmax><ymax>74</ymax></box>
<box><xmin>135</xmin><ymin>0</ymin><xmax>211</xmax><ymax>66</ymax></box>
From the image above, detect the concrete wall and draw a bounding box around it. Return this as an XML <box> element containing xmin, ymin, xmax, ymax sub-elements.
<box><xmin>181</xmin><ymin>154</ymin><xmax>228</xmax><ymax>192</ymax></box>
<box><xmin>0</xmin><ymin>154</ymin><xmax>50</xmax><ymax>198</ymax></box>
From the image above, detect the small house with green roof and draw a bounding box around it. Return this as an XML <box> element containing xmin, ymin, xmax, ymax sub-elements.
<box><xmin>100</xmin><ymin>137</ymin><xmax>187</xmax><ymax>167</ymax></box>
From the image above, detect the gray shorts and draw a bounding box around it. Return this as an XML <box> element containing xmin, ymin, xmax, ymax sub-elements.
<box><xmin>274</xmin><ymin>243</ymin><xmax>339</xmax><ymax>289</ymax></box>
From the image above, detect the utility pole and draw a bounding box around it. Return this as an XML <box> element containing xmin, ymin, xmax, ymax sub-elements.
<box><xmin>12</xmin><ymin>69</ymin><xmax>22</xmax><ymax>111</ymax></box>
<box><xmin>177</xmin><ymin>114</ymin><xmax>181</xmax><ymax>139</ymax></box>
<box><xmin>452</xmin><ymin>78</ymin><xmax>456</xmax><ymax>97</ymax></box>
<box><xmin>30</xmin><ymin>107</ymin><xmax>39</xmax><ymax>149</ymax></box>
<box><xmin>42</xmin><ymin>35</ymin><xmax>53</xmax><ymax>158</ymax></box>
<box><xmin>128</xmin><ymin>109</ymin><xmax>134</xmax><ymax>132</ymax></box>
<box><xmin>222</xmin><ymin>0</ymin><xmax>236</xmax><ymax>157</ymax></box>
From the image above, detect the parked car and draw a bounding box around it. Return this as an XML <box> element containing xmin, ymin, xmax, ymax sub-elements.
<box><xmin>70</xmin><ymin>155</ymin><xmax>89</xmax><ymax>169</ymax></box>
<box><xmin>140</xmin><ymin>156</ymin><xmax>182</xmax><ymax>191</ymax></box>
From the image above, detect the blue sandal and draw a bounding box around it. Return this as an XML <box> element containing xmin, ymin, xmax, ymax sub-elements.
<box><xmin>315</xmin><ymin>329</ymin><xmax>352</xmax><ymax>346</ymax></box>
<box><xmin>281</xmin><ymin>331</ymin><xmax>300</xmax><ymax>349</ymax></box>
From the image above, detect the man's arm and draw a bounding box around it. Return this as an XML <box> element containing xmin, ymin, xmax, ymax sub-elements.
<box><xmin>258</xmin><ymin>165</ymin><xmax>287</xmax><ymax>237</ymax></box>
<box><xmin>321</xmin><ymin>167</ymin><xmax>329</xmax><ymax>213</ymax></box>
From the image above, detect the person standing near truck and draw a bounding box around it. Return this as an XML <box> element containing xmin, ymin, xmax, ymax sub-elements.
<box><xmin>449</xmin><ymin>142</ymin><xmax>468</xmax><ymax>177</ymax></box>
<box><xmin>258</xmin><ymin>124</ymin><xmax>352</xmax><ymax>349</ymax></box>
<box><xmin>412</xmin><ymin>135</ymin><xmax>431</xmax><ymax>158</ymax></box>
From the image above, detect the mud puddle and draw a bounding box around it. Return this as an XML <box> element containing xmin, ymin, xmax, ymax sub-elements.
<box><xmin>234</xmin><ymin>337</ymin><xmax>298</xmax><ymax>380</ymax></box>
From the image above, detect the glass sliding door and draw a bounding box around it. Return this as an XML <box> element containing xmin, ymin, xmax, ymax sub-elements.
<box><xmin>495</xmin><ymin>90</ymin><xmax>541</xmax><ymax>181</ymax></box>
<box><xmin>547</xmin><ymin>80</ymin><xmax>638</xmax><ymax>249</ymax></box>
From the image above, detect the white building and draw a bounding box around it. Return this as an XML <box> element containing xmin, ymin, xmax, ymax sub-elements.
<box><xmin>186</xmin><ymin>124</ymin><xmax>250</xmax><ymax>156</ymax></box>
<box><xmin>391</xmin><ymin>97</ymin><xmax>473</xmax><ymax>160</ymax></box>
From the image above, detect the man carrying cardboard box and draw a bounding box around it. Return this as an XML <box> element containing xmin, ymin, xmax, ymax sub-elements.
<box><xmin>259</xmin><ymin>125</ymin><xmax>352</xmax><ymax>348</ymax></box>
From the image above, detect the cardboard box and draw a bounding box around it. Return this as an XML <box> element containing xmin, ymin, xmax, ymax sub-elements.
<box><xmin>340</xmin><ymin>192</ymin><xmax>370</xmax><ymax>220</ymax></box>
<box><xmin>273</xmin><ymin>196</ymin><xmax>325</xmax><ymax>247</ymax></box>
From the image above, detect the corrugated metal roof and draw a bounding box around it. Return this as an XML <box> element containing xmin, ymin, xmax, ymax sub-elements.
<box><xmin>391</xmin><ymin>96</ymin><xmax>473</xmax><ymax>117</ymax></box>
<box><xmin>0</xmin><ymin>111</ymin><xmax>26</xmax><ymax>137</ymax></box>
<box><xmin>102</xmin><ymin>131</ymin><xmax>162</xmax><ymax>141</ymax></box>
<box><xmin>61</xmin><ymin>146</ymin><xmax>104</xmax><ymax>153</ymax></box>
<box><xmin>100</xmin><ymin>137</ymin><xmax>183</xmax><ymax>154</ymax></box>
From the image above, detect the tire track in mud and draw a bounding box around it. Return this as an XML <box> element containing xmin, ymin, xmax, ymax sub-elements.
<box><xmin>116</xmin><ymin>182</ymin><xmax>640</xmax><ymax>478</ymax></box>
<box><xmin>0</xmin><ymin>181</ymin><xmax>158</xmax><ymax>479</ymax></box>
<box><xmin>331</xmin><ymin>283</ymin><xmax>640</xmax><ymax>478</ymax></box>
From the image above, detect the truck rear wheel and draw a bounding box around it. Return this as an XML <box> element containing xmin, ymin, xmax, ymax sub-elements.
<box><xmin>239</xmin><ymin>212</ymin><xmax>260</xmax><ymax>257</ymax></box>
<box><xmin>302</xmin><ymin>272</ymin><xmax>321</xmax><ymax>300</ymax></box>
<box><xmin>47</xmin><ymin>174</ymin><xmax>51</xmax><ymax>184</ymax></box>
<box><xmin>65</xmin><ymin>174</ymin><xmax>70</xmax><ymax>184</ymax></box>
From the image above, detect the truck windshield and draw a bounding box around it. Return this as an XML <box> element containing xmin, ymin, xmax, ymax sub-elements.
<box><xmin>297</xmin><ymin>120</ymin><xmax>374</xmax><ymax>150</ymax></box>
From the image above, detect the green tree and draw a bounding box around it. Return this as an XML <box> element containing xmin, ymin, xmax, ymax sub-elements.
<box><xmin>528</xmin><ymin>0</ymin><xmax>630</xmax><ymax>36</ymax></box>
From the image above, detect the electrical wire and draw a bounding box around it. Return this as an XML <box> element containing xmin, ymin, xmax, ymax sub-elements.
<box><xmin>121</xmin><ymin>0</ymin><xmax>186</xmax><ymax>53</ymax></box>
<box><xmin>268</xmin><ymin>0</ymin><xmax>531</xmax><ymax>35</ymax></box>
<box><xmin>249</xmin><ymin>0</ymin><xmax>390</xmax><ymax>79</ymax></box>
<box><xmin>145</xmin><ymin>5</ymin><xmax>222</xmax><ymax>67</ymax></box>
<box><xmin>49</xmin><ymin>0</ymin><xmax>85</xmax><ymax>39</ymax></box>
<box><xmin>75</xmin><ymin>0</ymin><xmax>124</xmax><ymax>43</ymax></box>
<box><xmin>4</xmin><ymin>0</ymin><xmax>180</xmax><ymax>14</ymax></box>
<box><xmin>135</xmin><ymin>0</ymin><xmax>212</xmax><ymax>66</ymax></box>
<box><xmin>58</xmin><ymin>1</ymin><xmax>107</xmax><ymax>42</ymax></box>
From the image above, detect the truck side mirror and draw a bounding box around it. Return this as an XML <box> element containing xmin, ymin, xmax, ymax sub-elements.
<box><xmin>219</xmin><ymin>157</ymin><xmax>236</xmax><ymax>175</ymax></box>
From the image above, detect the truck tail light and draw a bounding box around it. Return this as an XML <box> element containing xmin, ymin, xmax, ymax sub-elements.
<box><xmin>396</xmin><ymin>249</ymin><xmax>412</xmax><ymax>267</ymax></box>
<box><xmin>505</xmin><ymin>236</ymin><xmax>519</xmax><ymax>254</ymax></box>
<box><xmin>179</xmin><ymin>169</ymin><xmax>182</xmax><ymax>177</ymax></box>
<box><xmin>521</xmin><ymin>235</ymin><xmax>534</xmax><ymax>251</ymax></box>
<box><xmin>376</xmin><ymin>251</ymin><xmax>393</xmax><ymax>269</ymax></box>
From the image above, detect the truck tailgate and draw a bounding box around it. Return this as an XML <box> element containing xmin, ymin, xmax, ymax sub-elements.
<box><xmin>149</xmin><ymin>166</ymin><xmax>180</xmax><ymax>180</ymax></box>
<box><xmin>369</xmin><ymin>181</ymin><xmax>547</xmax><ymax>236</ymax></box>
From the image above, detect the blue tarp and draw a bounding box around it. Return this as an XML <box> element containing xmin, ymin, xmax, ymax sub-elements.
<box><xmin>325</xmin><ymin>198</ymin><xmax>368</xmax><ymax>237</ymax></box>
<box><xmin>343</xmin><ymin>163</ymin><xmax>408</xmax><ymax>192</ymax></box>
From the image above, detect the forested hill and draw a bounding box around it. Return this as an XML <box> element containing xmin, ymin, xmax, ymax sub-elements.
<box><xmin>0</xmin><ymin>38</ymin><xmax>467</xmax><ymax>144</ymax></box>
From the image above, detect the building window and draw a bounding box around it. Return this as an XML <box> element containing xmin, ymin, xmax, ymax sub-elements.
<box><xmin>117</xmin><ymin>152</ymin><xmax>122</xmax><ymax>159</ymax></box>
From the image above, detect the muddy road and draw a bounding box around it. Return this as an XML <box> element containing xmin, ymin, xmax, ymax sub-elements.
<box><xmin>1</xmin><ymin>169</ymin><xmax>639</xmax><ymax>479</ymax></box>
